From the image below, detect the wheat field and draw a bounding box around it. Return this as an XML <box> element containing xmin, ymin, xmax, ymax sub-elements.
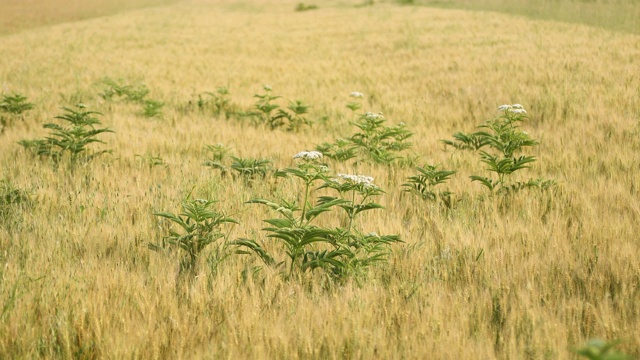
<box><xmin>0</xmin><ymin>0</ymin><xmax>639</xmax><ymax>358</ymax></box>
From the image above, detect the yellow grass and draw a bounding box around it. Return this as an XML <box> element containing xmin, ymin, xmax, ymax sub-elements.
<box><xmin>1</xmin><ymin>0</ymin><xmax>639</xmax><ymax>358</ymax></box>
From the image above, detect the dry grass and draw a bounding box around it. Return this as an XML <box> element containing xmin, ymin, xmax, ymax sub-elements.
<box><xmin>1</xmin><ymin>0</ymin><xmax>639</xmax><ymax>358</ymax></box>
<box><xmin>0</xmin><ymin>0</ymin><xmax>178</xmax><ymax>35</ymax></box>
<box><xmin>407</xmin><ymin>0</ymin><xmax>640</xmax><ymax>35</ymax></box>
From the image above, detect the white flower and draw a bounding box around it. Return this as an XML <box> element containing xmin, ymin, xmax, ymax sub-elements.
<box><xmin>293</xmin><ymin>150</ymin><xmax>323</xmax><ymax>161</ymax></box>
<box><xmin>510</xmin><ymin>108</ymin><xmax>527</xmax><ymax>114</ymax></box>
<box><xmin>263</xmin><ymin>85</ymin><xmax>272</xmax><ymax>91</ymax></box>
<box><xmin>350</xmin><ymin>91</ymin><xmax>364</xmax><ymax>98</ymax></box>
<box><xmin>511</xmin><ymin>104</ymin><xmax>524</xmax><ymax>109</ymax></box>
<box><xmin>337</xmin><ymin>173</ymin><xmax>376</xmax><ymax>187</ymax></box>
<box><xmin>498</xmin><ymin>104</ymin><xmax>512</xmax><ymax>111</ymax></box>
<box><xmin>364</xmin><ymin>112</ymin><xmax>384</xmax><ymax>121</ymax></box>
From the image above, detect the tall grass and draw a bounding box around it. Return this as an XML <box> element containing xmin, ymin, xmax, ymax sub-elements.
<box><xmin>0</xmin><ymin>0</ymin><xmax>638</xmax><ymax>358</ymax></box>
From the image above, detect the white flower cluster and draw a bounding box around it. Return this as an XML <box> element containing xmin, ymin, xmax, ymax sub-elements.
<box><xmin>498</xmin><ymin>104</ymin><xmax>527</xmax><ymax>114</ymax></box>
<box><xmin>364</xmin><ymin>112</ymin><xmax>384</xmax><ymax>121</ymax></box>
<box><xmin>293</xmin><ymin>150</ymin><xmax>323</xmax><ymax>161</ymax></box>
<box><xmin>337</xmin><ymin>173</ymin><xmax>375</xmax><ymax>187</ymax></box>
<box><xmin>263</xmin><ymin>85</ymin><xmax>272</xmax><ymax>91</ymax></box>
<box><xmin>350</xmin><ymin>91</ymin><xmax>364</xmax><ymax>99</ymax></box>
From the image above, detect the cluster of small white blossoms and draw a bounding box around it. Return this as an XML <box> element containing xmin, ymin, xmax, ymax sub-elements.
<box><xmin>336</xmin><ymin>173</ymin><xmax>376</xmax><ymax>187</ymax></box>
<box><xmin>498</xmin><ymin>104</ymin><xmax>527</xmax><ymax>114</ymax></box>
<box><xmin>364</xmin><ymin>112</ymin><xmax>384</xmax><ymax>121</ymax></box>
<box><xmin>293</xmin><ymin>150</ymin><xmax>323</xmax><ymax>161</ymax></box>
<box><xmin>263</xmin><ymin>85</ymin><xmax>272</xmax><ymax>91</ymax></box>
<box><xmin>350</xmin><ymin>91</ymin><xmax>364</xmax><ymax>99</ymax></box>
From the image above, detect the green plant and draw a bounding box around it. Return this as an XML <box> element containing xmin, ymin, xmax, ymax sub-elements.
<box><xmin>402</xmin><ymin>164</ymin><xmax>456</xmax><ymax>203</ymax></box>
<box><xmin>574</xmin><ymin>339</ymin><xmax>632</xmax><ymax>360</ymax></box>
<box><xmin>295</xmin><ymin>3</ymin><xmax>319</xmax><ymax>11</ymax></box>
<box><xmin>319</xmin><ymin>173</ymin><xmax>402</xmax><ymax>277</ymax></box>
<box><xmin>0</xmin><ymin>179</ymin><xmax>32</xmax><ymax>226</ymax></box>
<box><xmin>252</xmin><ymin>85</ymin><xmax>281</xmax><ymax>124</ymax></box>
<box><xmin>18</xmin><ymin>104</ymin><xmax>114</xmax><ymax>165</ymax></box>
<box><xmin>444</xmin><ymin>104</ymin><xmax>554</xmax><ymax>193</ymax></box>
<box><xmin>271</xmin><ymin>99</ymin><xmax>312</xmax><ymax>131</ymax></box>
<box><xmin>317</xmin><ymin>111</ymin><xmax>413</xmax><ymax>165</ymax></box>
<box><xmin>0</xmin><ymin>93</ymin><xmax>34</xmax><ymax>115</ymax></box>
<box><xmin>229</xmin><ymin>156</ymin><xmax>272</xmax><ymax>181</ymax></box>
<box><xmin>234</xmin><ymin>151</ymin><xmax>400</xmax><ymax>280</ymax></box>
<box><xmin>346</xmin><ymin>91</ymin><xmax>364</xmax><ymax>112</ymax></box>
<box><xmin>192</xmin><ymin>87</ymin><xmax>233</xmax><ymax>116</ymax></box>
<box><xmin>203</xmin><ymin>143</ymin><xmax>232</xmax><ymax>176</ymax></box>
<box><xmin>246</xmin><ymin>86</ymin><xmax>312</xmax><ymax>131</ymax></box>
<box><xmin>134</xmin><ymin>154</ymin><xmax>167</xmax><ymax>168</ymax></box>
<box><xmin>0</xmin><ymin>93</ymin><xmax>34</xmax><ymax>132</ymax></box>
<box><xmin>98</xmin><ymin>78</ymin><xmax>149</xmax><ymax>102</ymax></box>
<box><xmin>141</xmin><ymin>99</ymin><xmax>164</xmax><ymax>118</ymax></box>
<box><xmin>151</xmin><ymin>198</ymin><xmax>238</xmax><ymax>275</ymax></box>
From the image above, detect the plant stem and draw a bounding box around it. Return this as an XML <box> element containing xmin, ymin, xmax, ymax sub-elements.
<box><xmin>300</xmin><ymin>179</ymin><xmax>311</xmax><ymax>227</ymax></box>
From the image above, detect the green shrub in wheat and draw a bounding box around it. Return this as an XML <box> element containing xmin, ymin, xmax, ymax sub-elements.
<box><xmin>234</xmin><ymin>150</ymin><xmax>400</xmax><ymax>280</ymax></box>
<box><xmin>18</xmin><ymin>104</ymin><xmax>114</xmax><ymax>165</ymax></box>
<box><xmin>0</xmin><ymin>179</ymin><xmax>32</xmax><ymax>229</ymax></box>
<box><xmin>317</xmin><ymin>111</ymin><xmax>413</xmax><ymax>165</ymax></box>
<box><xmin>98</xmin><ymin>77</ymin><xmax>149</xmax><ymax>102</ymax></box>
<box><xmin>402</xmin><ymin>164</ymin><xmax>456</xmax><ymax>205</ymax></box>
<box><xmin>443</xmin><ymin>104</ymin><xmax>554</xmax><ymax>193</ymax></box>
<box><xmin>0</xmin><ymin>93</ymin><xmax>34</xmax><ymax>131</ymax></box>
<box><xmin>244</xmin><ymin>86</ymin><xmax>312</xmax><ymax>131</ymax></box>
<box><xmin>574</xmin><ymin>339</ymin><xmax>632</xmax><ymax>360</ymax></box>
<box><xmin>151</xmin><ymin>198</ymin><xmax>238</xmax><ymax>276</ymax></box>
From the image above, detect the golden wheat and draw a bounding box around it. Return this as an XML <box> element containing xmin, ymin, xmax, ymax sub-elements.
<box><xmin>0</xmin><ymin>0</ymin><xmax>638</xmax><ymax>358</ymax></box>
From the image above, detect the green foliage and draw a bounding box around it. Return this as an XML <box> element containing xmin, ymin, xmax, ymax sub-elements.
<box><xmin>252</xmin><ymin>85</ymin><xmax>281</xmax><ymax>123</ymax></box>
<box><xmin>444</xmin><ymin>104</ymin><xmax>554</xmax><ymax>193</ymax></box>
<box><xmin>141</xmin><ymin>99</ymin><xmax>164</xmax><ymax>118</ymax></box>
<box><xmin>271</xmin><ymin>99</ymin><xmax>312</xmax><ymax>131</ymax></box>
<box><xmin>230</xmin><ymin>156</ymin><xmax>272</xmax><ymax>181</ymax></box>
<box><xmin>0</xmin><ymin>179</ymin><xmax>31</xmax><ymax>227</ymax></box>
<box><xmin>0</xmin><ymin>93</ymin><xmax>34</xmax><ymax>115</ymax></box>
<box><xmin>18</xmin><ymin>104</ymin><xmax>114</xmax><ymax>165</ymax></box>
<box><xmin>203</xmin><ymin>145</ymin><xmax>271</xmax><ymax>182</ymax></box>
<box><xmin>192</xmin><ymin>87</ymin><xmax>233</xmax><ymax>116</ymax></box>
<box><xmin>574</xmin><ymin>339</ymin><xmax>632</xmax><ymax>360</ymax></box>
<box><xmin>98</xmin><ymin>78</ymin><xmax>149</xmax><ymax>102</ymax></box>
<box><xmin>346</xmin><ymin>91</ymin><xmax>365</xmax><ymax>112</ymax></box>
<box><xmin>246</xmin><ymin>86</ymin><xmax>312</xmax><ymax>131</ymax></box>
<box><xmin>402</xmin><ymin>164</ymin><xmax>456</xmax><ymax>203</ymax></box>
<box><xmin>295</xmin><ymin>3</ymin><xmax>319</xmax><ymax>11</ymax></box>
<box><xmin>0</xmin><ymin>93</ymin><xmax>34</xmax><ymax>131</ymax></box>
<box><xmin>152</xmin><ymin>198</ymin><xmax>238</xmax><ymax>274</ymax></box>
<box><xmin>134</xmin><ymin>153</ymin><xmax>167</xmax><ymax>168</ymax></box>
<box><xmin>234</xmin><ymin>151</ymin><xmax>401</xmax><ymax>280</ymax></box>
<box><xmin>317</xmin><ymin>111</ymin><xmax>413</xmax><ymax>165</ymax></box>
<box><xmin>203</xmin><ymin>143</ymin><xmax>231</xmax><ymax>176</ymax></box>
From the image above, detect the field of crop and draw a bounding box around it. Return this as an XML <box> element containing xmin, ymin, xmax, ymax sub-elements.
<box><xmin>1</xmin><ymin>0</ymin><xmax>639</xmax><ymax>358</ymax></box>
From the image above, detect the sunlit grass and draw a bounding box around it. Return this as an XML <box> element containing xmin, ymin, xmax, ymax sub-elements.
<box><xmin>0</xmin><ymin>0</ymin><xmax>638</xmax><ymax>358</ymax></box>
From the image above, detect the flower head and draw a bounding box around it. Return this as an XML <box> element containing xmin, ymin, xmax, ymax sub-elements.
<box><xmin>263</xmin><ymin>85</ymin><xmax>272</xmax><ymax>91</ymax></box>
<box><xmin>498</xmin><ymin>103</ymin><xmax>527</xmax><ymax>115</ymax></box>
<box><xmin>293</xmin><ymin>150</ymin><xmax>323</xmax><ymax>161</ymax></box>
<box><xmin>350</xmin><ymin>91</ymin><xmax>364</xmax><ymax>99</ymax></box>
<box><xmin>336</xmin><ymin>173</ymin><xmax>376</xmax><ymax>187</ymax></box>
<box><xmin>364</xmin><ymin>112</ymin><xmax>384</xmax><ymax>121</ymax></box>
